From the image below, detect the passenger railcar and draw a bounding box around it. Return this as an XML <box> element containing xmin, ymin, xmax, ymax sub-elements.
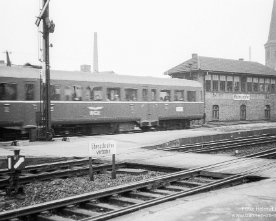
<box><xmin>0</xmin><ymin>66</ymin><xmax>204</xmax><ymax>139</ymax></box>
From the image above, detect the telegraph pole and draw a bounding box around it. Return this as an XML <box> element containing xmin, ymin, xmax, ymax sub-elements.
<box><xmin>36</xmin><ymin>0</ymin><xmax>55</xmax><ymax>140</ymax></box>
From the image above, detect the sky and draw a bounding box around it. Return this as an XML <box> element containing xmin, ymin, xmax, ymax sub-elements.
<box><xmin>0</xmin><ymin>0</ymin><xmax>274</xmax><ymax>77</ymax></box>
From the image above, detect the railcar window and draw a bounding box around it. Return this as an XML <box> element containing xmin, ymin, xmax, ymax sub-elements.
<box><xmin>125</xmin><ymin>89</ymin><xmax>138</xmax><ymax>101</ymax></box>
<box><xmin>160</xmin><ymin>90</ymin><xmax>171</xmax><ymax>101</ymax></box>
<box><xmin>187</xmin><ymin>91</ymin><xmax>196</xmax><ymax>102</ymax></box>
<box><xmin>92</xmin><ymin>87</ymin><xmax>103</xmax><ymax>101</ymax></box>
<box><xmin>73</xmin><ymin>86</ymin><xmax>82</xmax><ymax>101</ymax></box>
<box><xmin>0</xmin><ymin>83</ymin><xmax>17</xmax><ymax>100</ymax></box>
<box><xmin>84</xmin><ymin>87</ymin><xmax>92</xmax><ymax>100</ymax></box>
<box><xmin>151</xmin><ymin>89</ymin><xmax>157</xmax><ymax>101</ymax></box>
<box><xmin>142</xmin><ymin>89</ymin><xmax>148</xmax><ymax>101</ymax></box>
<box><xmin>25</xmin><ymin>83</ymin><xmax>35</xmax><ymax>100</ymax></box>
<box><xmin>50</xmin><ymin>85</ymin><xmax>61</xmax><ymax>100</ymax></box>
<box><xmin>174</xmin><ymin>90</ymin><xmax>184</xmax><ymax>101</ymax></box>
<box><xmin>107</xmin><ymin>88</ymin><xmax>120</xmax><ymax>101</ymax></box>
<box><xmin>65</xmin><ymin>86</ymin><xmax>73</xmax><ymax>101</ymax></box>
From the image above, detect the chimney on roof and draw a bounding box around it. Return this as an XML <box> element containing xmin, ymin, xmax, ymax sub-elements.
<box><xmin>239</xmin><ymin>58</ymin><xmax>244</xmax><ymax>61</ymax></box>
<box><xmin>192</xmin><ymin>53</ymin><xmax>200</xmax><ymax>69</ymax></box>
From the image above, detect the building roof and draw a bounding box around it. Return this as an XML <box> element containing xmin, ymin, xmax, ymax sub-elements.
<box><xmin>0</xmin><ymin>65</ymin><xmax>202</xmax><ymax>88</ymax></box>
<box><xmin>267</xmin><ymin>0</ymin><xmax>276</xmax><ymax>43</ymax></box>
<box><xmin>165</xmin><ymin>55</ymin><xmax>276</xmax><ymax>77</ymax></box>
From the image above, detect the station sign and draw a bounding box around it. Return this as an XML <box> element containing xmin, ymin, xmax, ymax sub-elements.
<box><xmin>89</xmin><ymin>140</ymin><xmax>117</xmax><ymax>156</ymax></box>
<box><xmin>233</xmin><ymin>94</ymin><xmax>250</xmax><ymax>101</ymax></box>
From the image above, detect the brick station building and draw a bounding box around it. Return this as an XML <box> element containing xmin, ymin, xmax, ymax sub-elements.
<box><xmin>165</xmin><ymin>54</ymin><xmax>276</xmax><ymax>122</ymax></box>
<box><xmin>165</xmin><ymin>0</ymin><xmax>276</xmax><ymax>123</ymax></box>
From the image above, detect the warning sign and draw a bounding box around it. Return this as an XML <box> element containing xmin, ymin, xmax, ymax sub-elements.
<box><xmin>89</xmin><ymin>140</ymin><xmax>117</xmax><ymax>156</ymax></box>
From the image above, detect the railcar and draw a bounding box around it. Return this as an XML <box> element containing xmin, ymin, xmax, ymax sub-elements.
<box><xmin>0</xmin><ymin>65</ymin><xmax>204</xmax><ymax>139</ymax></box>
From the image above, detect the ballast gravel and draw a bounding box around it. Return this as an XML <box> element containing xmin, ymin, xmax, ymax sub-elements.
<box><xmin>0</xmin><ymin>171</ymin><xmax>166</xmax><ymax>212</ymax></box>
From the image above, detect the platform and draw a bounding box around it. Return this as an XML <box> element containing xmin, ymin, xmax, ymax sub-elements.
<box><xmin>1</xmin><ymin>122</ymin><xmax>276</xmax><ymax>220</ymax></box>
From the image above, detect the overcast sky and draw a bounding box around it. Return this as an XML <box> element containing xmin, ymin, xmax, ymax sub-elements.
<box><xmin>0</xmin><ymin>0</ymin><xmax>274</xmax><ymax>77</ymax></box>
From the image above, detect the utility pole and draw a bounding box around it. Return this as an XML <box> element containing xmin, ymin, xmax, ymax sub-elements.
<box><xmin>35</xmin><ymin>0</ymin><xmax>55</xmax><ymax>140</ymax></box>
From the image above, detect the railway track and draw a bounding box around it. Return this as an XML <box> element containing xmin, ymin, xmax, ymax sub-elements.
<box><xmin>0</xmin><ymin>158</ymin><xmax>181</xmax><ymax>191</ymax></box>
<box><xmin>1</xmin><ymin>150</ymin><xmax>275</xmax><ymax>221</ymax></box>
<box><xmin>160</xmin><ymin>134</ymin><xmax>276</xmax><ymax>154</ymax></box>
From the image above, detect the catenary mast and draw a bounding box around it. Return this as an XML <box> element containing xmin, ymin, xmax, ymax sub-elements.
<box><xmin>35</xmin><ymin>0</ymin><xmax>55</xmax><ymax>140</ymax></box>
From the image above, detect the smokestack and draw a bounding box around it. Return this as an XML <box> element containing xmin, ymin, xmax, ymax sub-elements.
<box><xmin>93</xmin><ymin>32</ymin><xmax>99</xmax><ymax>72</ymax></box>
<box><xmin>6</xmin><ymin>51</ymin><xmax>11</xmax><ymax>67</ymax></box>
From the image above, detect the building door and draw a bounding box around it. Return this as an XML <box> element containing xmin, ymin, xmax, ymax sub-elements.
<box><xmin>240</xmin><ymin>104</ymin><xmax>246</xmax><ymax>120</ymax></box>
<box><xmin>265</xmin><ymin>105</ymin><xmax>271</xmax><ymax>120</ymax></box>
<box><xmin>212</xmin><ymin>105</ymin><xmax>219</xmax><ymax>121</ymax></box>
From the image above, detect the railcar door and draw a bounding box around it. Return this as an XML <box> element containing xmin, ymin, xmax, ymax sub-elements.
<box><xmin>140</xmin><ymin>87</ymin><xmax>158</xmax><ymax>128</ymax></box>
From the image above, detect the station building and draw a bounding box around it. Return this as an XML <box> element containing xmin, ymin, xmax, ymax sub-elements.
<box><xmin>165</xmin><ymin>0</ymin><xmax>276</xmax><ymax>123</ymax></box>
<box><xmin>165</xmin><ymin>55</ymin><xmax>276</xmax><ymax>122</ymax></box>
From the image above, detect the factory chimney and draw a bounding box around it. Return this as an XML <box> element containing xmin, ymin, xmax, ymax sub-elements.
<box><xmin>93</xmin><ymin>32</ymin><xmax>99</xmax><ymax>72</ymax></box>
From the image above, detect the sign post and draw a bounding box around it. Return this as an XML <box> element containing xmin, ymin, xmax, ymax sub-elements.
<box><xmin>88</xmin><ymin>140</ymin><xmax>117</xmax><ymax>180</ymax></box>
<box><xmin>6</xmin><ymin>149</ymin><xmax>25</xmax><ymax>196</ymax></box>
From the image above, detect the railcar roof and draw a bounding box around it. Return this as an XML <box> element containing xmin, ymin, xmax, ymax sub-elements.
<box><xmin>0</xmin><ymin>66</ymin><xmax>202</xmax><ymax>88</ymax></box>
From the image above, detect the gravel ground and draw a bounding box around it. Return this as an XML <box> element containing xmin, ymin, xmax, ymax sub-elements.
<box><xmin>215</xmin><ymin>143</ymin><xmax>276</xmax><ymax>156</ymax></box>
<box><xmin>0</xmin><ymin>171</ymin><xmax>166</xmax><ymax>212</ymax></box>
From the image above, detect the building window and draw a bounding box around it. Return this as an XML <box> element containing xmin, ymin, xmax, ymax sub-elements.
<box><xmin>72</xmin><ymin>86</ymin><xmax>82</xmax><ymax>101</ymax></box>
<box><xmin>107</xmin><ymin>88</ymin><xmax>120</xmax><ymax>101</ymax></box>
<box><xmin>247</xmin><ymin>77</ymin><xmax>253</xmax><ymax>92</ymax></box>
<box><xmin>253</xmin><ymin>77</ymin><xmax>259</xmax><ymax>92</ymax></box>
<box><xmin>234</xmin><ymin>76</ymin><xmax>240</xmax><ymax>92</ymax></box>
<box><xmin>227</xmin><ymin>76</ymin><xmax>233</xmax><ymax>92</ymax></box>
<box><xmin>174</xmin><ymin>90</ymin><xmax>184</xmax><ymax>101</ymax></box>
<box><xmin>265</xmin><ymin>105</ymin><xmax>271</xmax><ymax>120</ymax></box>
<box><xmin>50</xmin><ymin>85</ymin><xmax>61</xmax><ymax>100</ymax></box>
<box><xmin>265</xmin><ymin>78</ymin><xmax>270</xmax><ymax>93</ymax></box>
<box><xmin>125</xmin><ymin>88</ymin><xmax>138</xmax><ymax>101</ymax></box>
<box><xmin>240</xmin><ymin>104</ymin><xmax>246</xmax><ymax>120</ymax></box>
<box><xmin>212</xmin><ymin>75</ymin><xmax>219</xmax><ymax>91</ymax></box>
<box><xmin>0</xmin><ymin>83</ymin><xmax>17</xmax><ymax>100</ymax></box>
<box><xmin>187</xmin><ymin>91</ymin><xmax>196</xmax><ymax>102</ymax></box>
<box><xmin>92</xmin><ymin>87</ymin><xmax>103</xmax><ymax>101</ymax></box>
<box><xmin>241</xmin><ymin>76</ymin><xmax>246</xmax><ymax>92</ymax></box>
<box><xmin>160</xmin><ymin>90</ymin><xmax>171</xmax><ymax>101</ymax></box>
<box><xmin>219</xmin><ymin>75</ymin><xmax>226</xmax><ymax>91</ymax></box>
<box><xmin>271</xmin><ymin>79</ymin><xmax>276</xmax><ymax>93</ymax></box>
<box><xmin>142</xmin><ymin>89</ymin><xmax>148</xmax><ymax>101</ymax></box>
<box><xmin>151</xmin><ymin>89</ymin><xmax>157</xmax><ymax>101</ymax></box>
<box><xmin>25</xmin><ymin>83</ymin><xmax>35</xmax><ymax>100</ymax></box>
<box><xmin>212</xmin><ymin>105</ymin><xmax>219</xmax><ymax>120</ymax></box>
<box><xmin>259</xmin><ymin>78</ymin><xmax>265</xmax><ymax>92</ymax></box>
<box><xmin>205</xmin><ymin>74</ymin><xmax>211</xmax><ymax>92</ymax></box>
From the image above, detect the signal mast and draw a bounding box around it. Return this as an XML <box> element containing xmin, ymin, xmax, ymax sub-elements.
<box><xmin>35</xmin><ymin>0</ymin><xmax>55</xmax><ymax>140</ymax></box>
